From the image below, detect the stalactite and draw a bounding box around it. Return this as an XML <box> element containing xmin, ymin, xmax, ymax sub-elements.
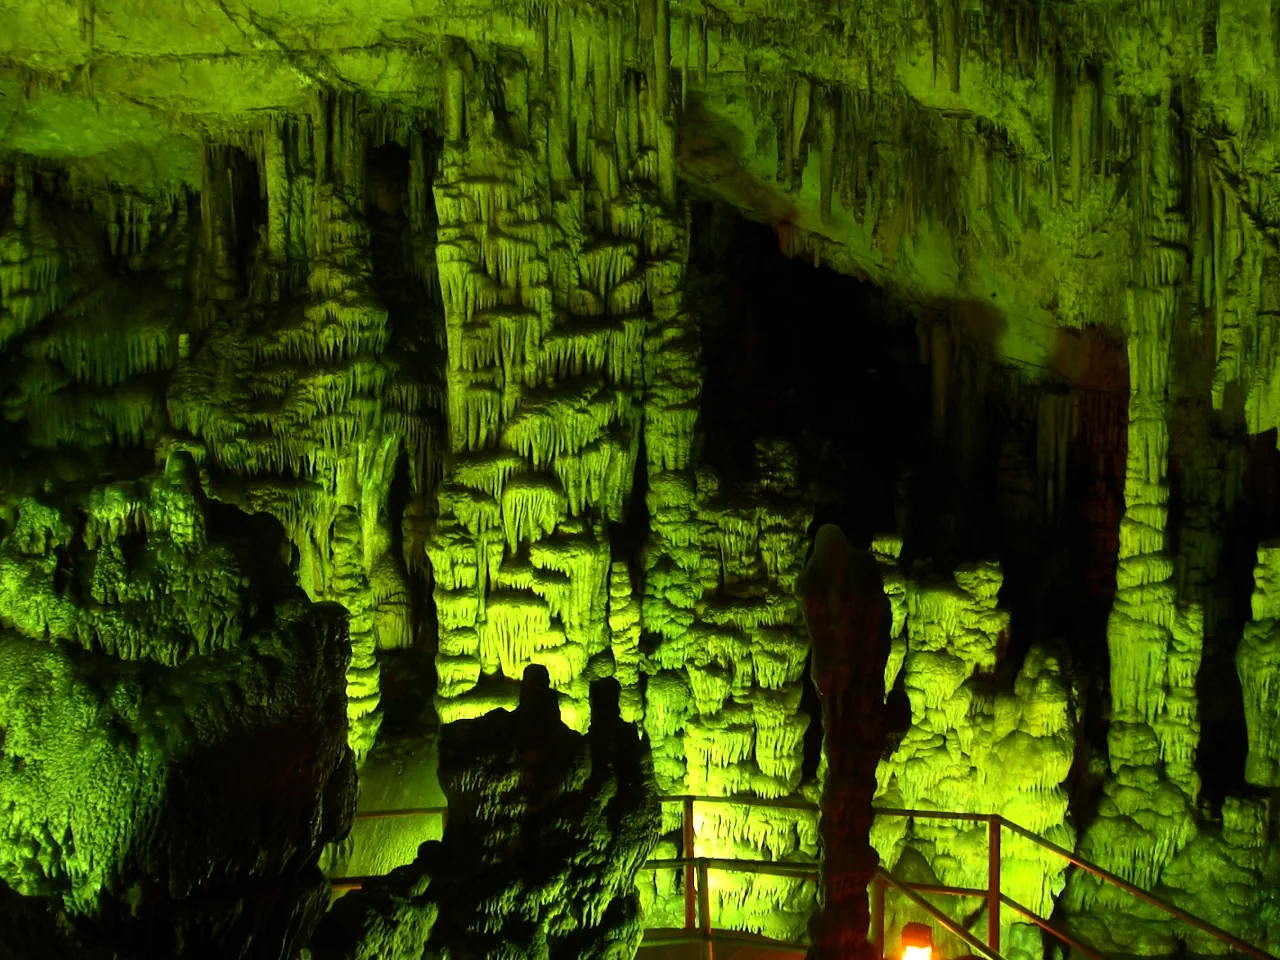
<box><xmin>819</xmin><ymin>93</ymin><xmax>836</xmax><ymax>225</ymax></box>
<box><xmin>654</xmin><ymin>0</ymin><xmax>670</xmax><ymax>120</ymax></box>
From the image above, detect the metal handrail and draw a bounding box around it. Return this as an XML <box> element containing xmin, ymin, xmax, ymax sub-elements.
<box><xmin>327</xmin><ymin>795</ymin><xmax>1279</xmax><ymax>960</ymax></box>
<box><xmin>643</xmin><ymin>927</ymin><xmax>806</xmax><ymax>955</ymax></box>
<box><xmin>876</xmin><ymin>867</ymin><xmax>1004</xmax><ymax>960</ymax></box>
<box><xmin>641</xmin><ymin>855</ymin><xmax>817</xmax><ymax>879</ymax></box>
<box><xmin>999</xmin><ymin>817</ymin><xmax>1274</xmax><ymax>960</ymax></box>
<box><xmin>661</xmin><ymin>798</ymin><xmax>1278</xmax><ymax>960</ymax></box>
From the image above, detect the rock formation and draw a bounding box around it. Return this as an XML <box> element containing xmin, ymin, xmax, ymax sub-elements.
<box><xmin>872</xmin><ymin>560</ymin><xmax>1077</xmax><ymax>960</ymax></box>
<box><xmin>639</xmin><ymin>439</ymin><xmax>816</xmax><ymax>941</ymax></box>
<box><xmin>0</xmin><ymin>455</ymin><xmax>356</xmax><ymax>958</ymax></box>
<box><xmin>796</xmin><ymin>525</ymin><xmax>892</xmax><ymax>960</ymax></box>
<box><xmin>315</xmin><ymin>669</ymin><xmax>661</xmax><ymax>960</ymax></box>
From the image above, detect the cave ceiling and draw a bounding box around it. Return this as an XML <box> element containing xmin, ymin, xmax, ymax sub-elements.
<box><xmin>6</xmin><ymin>0</ymin><xmax>1276</xmax><ymax>399</ymax></box>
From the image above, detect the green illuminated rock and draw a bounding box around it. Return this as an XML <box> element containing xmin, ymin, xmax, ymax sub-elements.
<box><xmin>638</xmin><ymin>440</ymin><xmax>816</xmax><ymax>941</ymax></box>
<box><xmin>872</xmin><ymin>560</ymin><xmax>1076</xmax><ymax>960</ymax></box>
<box><xmin>165</xmin><ymin>115</ymin><xmax>439</xmax><ymax>762</ymax></box>
<box><xmin>422</xmin><ymin>31</ymin><xmax>682</xmax><ymax>726</ymax></box>
<box><xmin>0</xmin><ymin>461</ymin><xmax>355</xmax><ymax>958</ymax></box>
<box><xmin>1062</xmin><ymin>141</ymin><xmax>1205</xmax><ymax>949</ymax></box>
<box><xmin>9</xmin><ymin>1</ymin><xmax>1280</xmax><ymax>956</ymax></box>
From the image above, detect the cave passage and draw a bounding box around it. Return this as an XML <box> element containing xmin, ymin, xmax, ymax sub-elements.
<box><xmin>693</xmin><ymin>200</ymin><xmax>926</xmax><ymax>547</ymax></box>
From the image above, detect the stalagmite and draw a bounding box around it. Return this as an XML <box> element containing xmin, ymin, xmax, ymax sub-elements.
<box><xmin>797</xmin><ymin>525</ymin><xmax>890</xmax><ymax>960</ymax></box>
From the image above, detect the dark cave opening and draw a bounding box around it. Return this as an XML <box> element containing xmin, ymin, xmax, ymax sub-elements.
<box><xmin>691</xmin><ymin>201</ymin><xmax>924</xmax><ymax>546</ymax></box>
<box><xmin>688</xmin><ymin>200</ymin><xmax>1133</xmax><ymax>788</ymax></box>
<box><xmin>689</xmin><ymin>201</ymin><xmax>926</xmax><ymax>782</ymax></box>
<box><xmin>204</xmin><ymin>499</ymin><xmax>297</xmax><ymax>598</ymax></box>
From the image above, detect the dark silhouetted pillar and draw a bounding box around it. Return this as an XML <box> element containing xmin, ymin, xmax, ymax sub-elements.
<box><xmin>797</xmin><ymin>525</ymin><xmax>892</xmax><ymax>960</ymax></box>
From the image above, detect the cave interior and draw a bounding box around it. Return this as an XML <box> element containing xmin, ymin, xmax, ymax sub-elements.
<box><xmin>3</xmin><ymin>1</ymin><xmax>1280</xmax><ymax>959</ymax></box>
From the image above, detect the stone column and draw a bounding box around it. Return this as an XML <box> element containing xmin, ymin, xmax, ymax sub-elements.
<box><xmin>797</xmin><ymin>525</ymin><xmax>892</xmax><ymax>960</ymax></box>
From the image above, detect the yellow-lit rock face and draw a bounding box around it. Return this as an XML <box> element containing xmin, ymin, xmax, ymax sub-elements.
<box><xmin>424</xmin><ymin>55</ymin><xmax>678</xmax><ymax>727</ymax></box>
<box><xmin>0</xmin><ymin>457</ymin><xmax>356</xmax><ymax>956</ymax></box>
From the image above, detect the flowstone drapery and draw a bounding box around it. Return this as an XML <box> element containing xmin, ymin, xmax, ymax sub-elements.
<box><xmin>424</xmin><ymin>11</ymin><xmax>687</xmax><ymax>731</ymax></box>
<box><xmin>872</xmin><ymin>560</ymin><xmax>1077</xmax><ymax>960</ymax></box>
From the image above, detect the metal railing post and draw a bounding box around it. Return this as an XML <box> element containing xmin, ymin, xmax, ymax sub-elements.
<box><xmin>877</xmin><ymin>867</ymin><xmax>1003</xmax><ymax>960</ymax></box>
<box><xmin>334</xmin><ymin>798</ymin><xmax>1280</xmax><ymax>960</ymax></box>
<box><xmin>988</xmin><ymin>815</ymin><xmax>1001</xmax><ymax>956</ymax></box>
<box><xmin>683</xmin><ymin>797</ymin><xmax>697</xmax><ymax>930</ymax></box>
<box><xmin>871</xmin><ymin>873</ymin><xmax>885</xmax><ymax>960</ymax></box>
<box><xmin>697</xmin><ymin>858</ymin><xmax>714</xmax><ymax>960</ymax></box>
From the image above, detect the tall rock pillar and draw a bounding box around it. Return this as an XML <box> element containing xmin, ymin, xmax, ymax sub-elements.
<box><xmin>796</xmin><ymin>525</ymin><xmax>892</xmax><ymax>960</ymax></box>
<box><xmin>1064</xmin><ymin>100</ymin><xmax>1202</xmax><ymax>955</ymax></box>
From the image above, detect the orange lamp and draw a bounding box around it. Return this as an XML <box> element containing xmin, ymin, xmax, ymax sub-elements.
<box><xmin>901</xmin><ymin>922</ymin><xmax>934</xmax><ymax>960</ymax></box>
